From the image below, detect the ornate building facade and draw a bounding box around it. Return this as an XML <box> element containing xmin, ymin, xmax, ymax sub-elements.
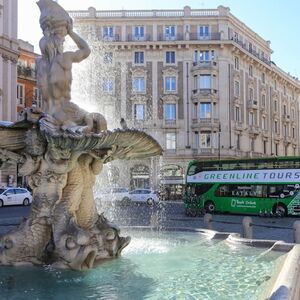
<box><xmin>70</xmin><ymin>6</ymin><xmax>300</xmax><ymax>198</ymax></box>
<box><xmin>0</xmin><ymin>0</ymin><xmax>18</xmax><ymax>186</ymax></box>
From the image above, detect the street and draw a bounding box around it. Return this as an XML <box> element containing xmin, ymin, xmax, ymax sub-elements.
<box><xmin>0</xmin><ymin>201</ymin><xmax>299</xmax><ymax>243</ymax></box>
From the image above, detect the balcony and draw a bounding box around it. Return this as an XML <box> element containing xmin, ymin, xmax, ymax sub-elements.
<box><xmin>233</xmin><ymin>121</ymin><xmax>243</xmax><ymax>131</ymax></box>
<box><xmin>189</xmin><ymin>32</ymin><xmax>221</xmax><ymax>41</ymax></box>
<box><xmin>229</xmin><ymin>37</ymin><xmax>271</xmax><ymax>66</ymax></box>
<box><xmin>247</xmin><ymin>99</ymin><xmax>258</xmax><ymax>109</ymax></box>
<box><xmin>192</xmin><ymin>88</ymin><xmax>218</xmax><ymax>96</ymax></box>
<box><xmin>99</xmin><ymin>34</ymin><xmax>120</xmax><ymax>41</ymax></box>
<box><xmin>162</xmin><ymin>119</ymin><xmax>178</xmax><ymax>128</ymax></box>
<box><xmin>126</xmin><ymin>34</ymin><xmax>152</xmax><ymax>42</ymax></box>
<box><xmin>283</xmin><ymin>114</ymin><xmax>291</xmax><ymax>122</ymax></box>
<box><xmin>17</xmin><ymin>65</ymin><xmax>36</xmax><ymax>79</ymax></box>
<box><xmin>191</xmin><ymin>61</ymin><xmax>217</xmax><ymax>71</ymax></box>
<box><xmin>158</xmin><ymin>33</ymin><xmax>184</xmax><ymax>41</ymax></box>
<box><xmin>192</xmin><ymin>148</ymin><xmax>215</xmax><ymax>156</ymax></box>
<box><xmin>248</xmin><ymin>125</ymin><xmax>260</xmax><ymax>135</ymax></box>
<box><xmin>192</xmin><ymin>118</ymin><xmax>219</xmax><ymax>130</ymax></box>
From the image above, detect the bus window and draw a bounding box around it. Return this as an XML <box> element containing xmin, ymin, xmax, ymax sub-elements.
<box><xmin>195</xmin><ymin>184</ymin><xmax>213</xmax><ymax>195</ymax></box>
<box><xmin>216</xmin><ymin>184</ymin><xmax>266</xmax><ymax>198</ymax></box>
<box><xmin>268</xmin><ymin>185</ymin><xmax>284</xmax><ymax>198</ymax></box>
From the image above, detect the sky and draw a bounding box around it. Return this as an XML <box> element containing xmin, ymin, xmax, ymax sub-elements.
<box><xmin>18</xmin><ymin>0</ymin><xmax>300</xmax><ymax>78</ymax></box>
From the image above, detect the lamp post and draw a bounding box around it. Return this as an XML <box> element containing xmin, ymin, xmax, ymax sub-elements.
<box><xmin>218</xmin><ymin>123</ymin><xmax>221</xmax><ymax>161</ymax></box>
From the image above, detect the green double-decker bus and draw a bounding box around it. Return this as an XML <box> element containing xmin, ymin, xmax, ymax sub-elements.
<box><xmin>184</xmin><ymin>156</ymin><xmax>300</xmax><ymax>217</ymax></box>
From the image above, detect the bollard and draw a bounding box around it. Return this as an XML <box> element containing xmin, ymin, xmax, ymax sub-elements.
<box><xmin>203</xmin><ymin>213</ymin><xmax>213</xmax><ymax>230</ymax></box>
<box><xmin>293</xmin><ymin>221</ymin><xmax>300</xmax><ymax>243</ymax></box>
<box><xmin>242</xmin><ymin>217</ymin><xmax>253</xmax><ymax>239</ymax></box>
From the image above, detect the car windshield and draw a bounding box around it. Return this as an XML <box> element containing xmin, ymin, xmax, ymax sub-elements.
<box><xmin>0</xmin><ymin>189</ymin><xmax>5</xmax><ymax>194</ymax></box>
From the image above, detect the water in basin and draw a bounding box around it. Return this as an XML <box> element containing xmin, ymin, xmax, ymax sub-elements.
<box><xmin>0</xmin><ymin>229</ymin><xmax>285</xmax><ymax>300</ymax></box>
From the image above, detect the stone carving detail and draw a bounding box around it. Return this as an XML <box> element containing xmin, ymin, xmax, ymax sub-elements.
<box><xmin>162</xmin><ymin>67</ymin><xmax>178</xmax><ymax>76</ymax></box>
<box><xmin>0</xmin><ymin>0</ymin><xmax>162</xmax><ymax>270</ymax></box>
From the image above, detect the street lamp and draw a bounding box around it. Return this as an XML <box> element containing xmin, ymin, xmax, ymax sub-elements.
<box><xmin>218</xmin><ymin>123</ymin><xmax>221</xmax><ymax>160</ymax></box>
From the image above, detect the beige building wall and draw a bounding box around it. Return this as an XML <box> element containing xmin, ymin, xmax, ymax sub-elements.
<box><xmin>70</xmin><ymin>6</ymin><xmax>300</xmax><ymax>193</ymax></box>
<box><xmin>0</xmin><ymin>0</ymin><xmax>18</xmax><ymax>186</ymax></box>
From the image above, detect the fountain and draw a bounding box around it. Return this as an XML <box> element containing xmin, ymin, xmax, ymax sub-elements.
<box><xmin>0</xmin><ymin>0</ymin><xmax>162</xmax><ymax>270</ymax></box>
<box><xmin>0</xmin><ymin>1</ymin><xmax>299</xmax><ymax>299</ymax></box>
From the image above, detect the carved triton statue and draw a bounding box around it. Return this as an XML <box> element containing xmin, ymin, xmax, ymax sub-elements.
<box><xmin>0</xmin><ymin>0</ymin><xmax>162</xmax><ymax>270</ymax></box>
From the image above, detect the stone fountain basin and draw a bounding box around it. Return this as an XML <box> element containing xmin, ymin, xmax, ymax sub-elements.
<box><xmin>0</xmin><ymin>226</ymin><xmax>297</xmax><ymax>299</ymax></box>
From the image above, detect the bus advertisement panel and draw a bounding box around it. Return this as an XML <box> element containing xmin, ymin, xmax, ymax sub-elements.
<box><xmin>184</xmin><ymin>158</ymin><xmax>300</xmax><ymax>217</ymax></box>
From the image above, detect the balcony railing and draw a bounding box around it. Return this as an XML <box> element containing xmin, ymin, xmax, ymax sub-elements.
<box><xmin>230</xmin><ymin>37</ymin><xmax>271</xmax><ymax>66</ymax></box>
<box><xmin>192</xmin><ymin>88</ymin><xmax>218</xmax><ymax>95</ymax></box>
<box><xmin>157</xmin><ymin>33</ymin><xmax>184</xmax><ymax>41</ymax></box>
<box><xmin>99</xmin><ymin>34</ymin><xmax>120</xmax><ymax>41</ymax></box>
<box><xmin>126</xmin><ymin>34</ymin><xmax>152</xmax><ymax>42</ymax></box>
<box><xmin>17</xmin><ymin>65</ymin><xmax>36</xmax><ymax>78</ymax></box>
<box><xmin>192</xmin><ymin>61</ymin><xmax>217</xmax><ymax>68</ymax></box>
<box><xmin>247</xmin><ymin>99</ymin><xmax>258</xmax><ymax>108</ymax></box>
<box><xmin>189</xmin><ymin>32</ymin><xmax>221</xmax><ymax>41</ymax></box>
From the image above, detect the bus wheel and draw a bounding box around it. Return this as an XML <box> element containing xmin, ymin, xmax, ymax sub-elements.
<box><xmin>204</xmin><ymin>201</ymin><xmax>215</xmax><ymax>213</ymax></box>
<box><xmin>273</xmin><ymin>204</ymin><xmax>287</xmax><ymax>217</ymax></box>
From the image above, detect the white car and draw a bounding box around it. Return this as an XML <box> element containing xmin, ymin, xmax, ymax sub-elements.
<box><xmin>96</xmin><ymin>187</ymin><xmax>130</xmax><ymax>205</ymax></box>
<box><xmin>126</xmin><ymin>189</ymin><xmax>159</xmax><ymax>205</ymax></box>
<box><xmin>0</xmin><ymin>187</ymin><xmax>32</xmax><ymax>207</ymax></box>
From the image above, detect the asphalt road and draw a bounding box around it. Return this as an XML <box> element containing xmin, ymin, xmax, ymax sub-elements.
<box><xmin>0</xmin><ymin>201</ymin><xmax>299</xmax><ymax>243</ymax></box>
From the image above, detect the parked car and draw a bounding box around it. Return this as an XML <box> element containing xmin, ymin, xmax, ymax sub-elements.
<box><xmin>126</xmin><ymin>189</ymin><xmax>159</xmax><ymax>205</ymax></box>
<box><xmin>96</xmin><ymin>187</ymin><xmax>130</xmax><ymax>205</ymax></box>
<box><xmin>0</xmin><ymin>187</ymin><xmax>32</xmax><ymax>207</ymax></box>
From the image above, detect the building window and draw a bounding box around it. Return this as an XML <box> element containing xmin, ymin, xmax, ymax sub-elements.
<box><xmin>236</xmin><ymin>134</ymin><xmax>240</xmax><ymax>150</ymax></box>
<box><xmin>283</xmin><ymin>86</ymin><xmax>286</xmax><ymax>95</ymax></box>
<box><xmin>274</xmin><ymin>120</ymin><xmax>278</xmax><ymax>133</ymax></box>
<box><xmin>274</xmin><ymin>100</ymin><xmax>278</xmax><ymax>112</ymax></box>
<box><xmin>199</xmin><ymin>102</ymin><xmax>211</xmax><ymax>118</ymax></box>
<box><xmin>250</xmin><ymin>138</ymin><xmax>255</xmax><ymax>152</ymax></box>
<box><xmin>134</xmin><ymin>104</ymin><xmax>145</xmax><ymax>120</ymax></box>
<box><xmin>292</xmin><ymin>127</ymin><xmax>295</xmax><ymax>139</ymax></box>
<box><xmin>249</xmin><ymin>112</ymin><xmax>256</xmax><ymax>126</ymax></box>
<box><xmin>283</xmin><ymin>104</ymin><xmax>287</xmax><ymax>115</ymax></box>
<box><xmin>249</xmin><ymin>65</ymin><xmax>253</xmax><ymax>77</ymax></box>
<box><xmin>17</xmin><ymin>83</ymin><xmax>25</xmax><ymax>105</ymax></box>
<box><xmin>234</xmin><ymin>56</ymin><xmax>239</xmax><ymax>70</ymax></box>
<box><xmin>134</xmin><ymin>51</ymin><xmax>144</xmax><ymax>64</ymax></box>
<box><xmin>165</xmin><ymin>25</ymin><xmax>176</xmax><ymax>40</ymax></box>
<box><xmin>133</xmin><ymin>77</ymin><xmax>145</xmax><ymax>92</ymax></box>
<box><xmin>200</xmin><ymin>132</ymin><xmax>211</xmax><ymax>148</ymax></box>
<box><xmin>275</xmin><ymin>143</ymin><xmax>279</xmax><ymax>156</ymax></box>
<box><xmin>166</xmin><ymin>132</ymin><xmax>176</xmax><ymax>150</ymax></box>
<box><xmin>274</xmin><ymin>80</ymin><xmax>277</xmax><ymax>90</ymax></box>
<box><xmin>292</xmin><ymin>108</ymin><xmax>295</xmax><ymax>119</ymax></box>
<box><xmin>33</xmin><ymin>88</ymin><xmax>42</xmax><ymax>108</ymax></box>
<box><xmin>194</xmin><ymin>50</ymin><xmax>213</xmax><ymax>63</ymax></box>
<box><xmin>165</xmin><ymin>76</ymin><xmax>176</xmax><ymax>92</ymax></box>
<box><xmin>104</xmin><ymin>52</ymin><xmax>113</xmax><ymax>64</ymax></box>
<box><xmin>249</xmin><ymin>88</ymin><xmax>254</xmax><ymax>101</ymax></box>
<box><xmin>262</xmin><ymin>72</ymin><xmax>265</xmax><ymax>84</ymax></box>
<box><xmin>234</xmin><ymin>81</ymin><xmax>240</xmax><ymax>97</ymax></box>
<box><xmin>194</xmin><ymin>132</ymin><xmax>199</xmax><ymax>148</ymax></box>
<box><xmin>235</xmin><ymin>106</ymin><xmax>240</xmax><ymax>122</ymax></box>
<box><xmin>102</xmin><ymin>78</ymin><xmax>113</xmax><ymax>92</ymax></box>
<box><xmin>198</xmin><ymin>74</ymin><xmax>211</xmax><ymax>89</ymax></box>
<box><xmin>199</xmin><ymin>25</ymin><xmax>209</xmax><ymax>39</ymax></box>
<box><xmin>103</xmin><ymin>26</ymin><xmax>113</xmax><ymax>38</ymax></box>
<box><xmin>283</xmin><ymin>124</ymin><xmax>288</xmax><ymax>137</ymax></box>
<box><xmin>164</xmin><ymin>103</ymin><xmax>176</xmax><ymax>122</ymax></box>
<box><xmin>263</xmin><ymin>141</ymin><xmax>267</xmax><ymax>154</ymax></box>
<box><xmin>262</xmin><ymin>116</ymin><xmax>267</xmax><ymax>130</ymax></box>
<box><xmin>166</xmin><ymin>51</ymin><xmax>175</xmax><ymax>64</ymax></box>
<box><xmin>134</xmin><ymin>26</ymin><xmax>145</xmax><ymax>40</ymax></box>
<box><xmin>261</xmin><ymin>94</ymin><xmax>266</xmax><ymax>107</ymax></box>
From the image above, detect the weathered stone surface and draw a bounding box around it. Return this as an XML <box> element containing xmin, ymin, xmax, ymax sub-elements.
<box><xmin>0</xmin><ymin>0</ymin><xmax>162</xmax><ymax>270</ymax></box>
